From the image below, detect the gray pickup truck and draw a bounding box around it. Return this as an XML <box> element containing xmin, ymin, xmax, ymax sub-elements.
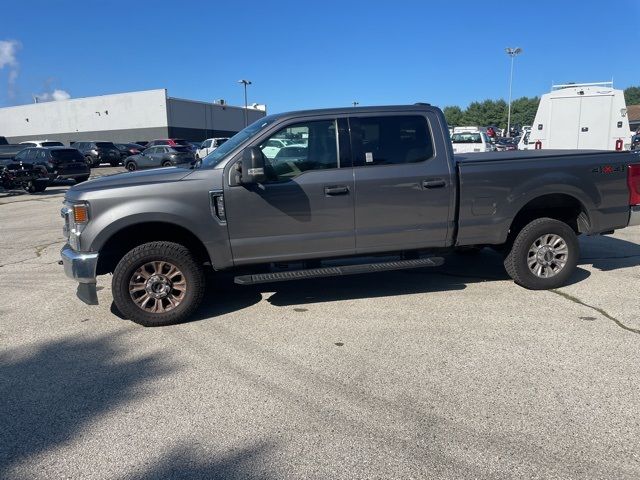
<box><xmin>60</xmin><ymin>104</ymin><xmax>640</xmax><ymax>326</ymax></box>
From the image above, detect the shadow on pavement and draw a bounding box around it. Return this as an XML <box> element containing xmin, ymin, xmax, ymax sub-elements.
<box><xmin>0</xmin><ymin>333</ymin><xmax>176</xmax><ymax>477</ymax></box>
<box><xmin>579</xmin><ymin>234</ymin><xmax>640</xmax><ymax>271</ymax></box>
<box><xmin>131</xmin><ymin>443</ymin><xmax>275</xmax><ymax>480</ymax></box>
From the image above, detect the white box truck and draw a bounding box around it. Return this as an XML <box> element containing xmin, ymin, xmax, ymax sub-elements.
<box><xmin>520</xmin><ymin>82</ymin><xmax>632</xmax><ymax>151</ymax></box>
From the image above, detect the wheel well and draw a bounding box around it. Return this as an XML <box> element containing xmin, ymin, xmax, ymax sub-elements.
<box><xmin>508</xmin><ymin>194</ymin><xmax>590</xmax><ymax>242</ymax></box>
<box><xmin>96</xmin><ymin>222</ymin><xmax>210</xmax><ymax>275</ymax></box>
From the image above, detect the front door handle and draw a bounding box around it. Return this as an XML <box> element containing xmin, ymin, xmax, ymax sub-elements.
<box><xmin>422</xmin><ymin>179</ymin><xmax>446</xmax><ymax>189</ymax></box>
<box><xmin>324</xmin><ymin>185</ymin><xmax>349</xmax><ymax>196</ymax></box>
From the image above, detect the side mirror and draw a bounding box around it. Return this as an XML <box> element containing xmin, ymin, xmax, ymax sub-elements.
<box><xmin>241</xmin><ymin>146</ymin><xmax>266</xmax><ymax>184</ymax></box>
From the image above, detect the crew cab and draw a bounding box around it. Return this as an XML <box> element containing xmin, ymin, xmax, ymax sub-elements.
<box><xmin>60</xmin><ymin>105</ymin><xmax>640</xmax><ymax>327</ymax></box>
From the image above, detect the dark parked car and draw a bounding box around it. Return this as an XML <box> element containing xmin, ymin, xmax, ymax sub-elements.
<box><xmin>0</xmin><ymin>136</ymin><xmax>8</xmax><ymax>145</ymax></box>
<box><xmin>115</xmin><ymin>143</ymin><xmax>145</xmax><ymax>161</ymax></box>
<box><xmin>14</xmin><ymin>147</ymin><xmax>90</xmax><ymax>183</ymax></box>
<box><xmin>495</xmin><ymin>137</ymin><xmax>519</xmax><ymax>152</ymax></box>
<box><xmin>124</xmin><ymin>145</ymin><xmax>194</xmax><ymax>171</ymax></box>
<box><xmin>74</xmin><ymin>141</ymin><xmax>122</xmax><ymax>167</ymax></box>
<box><xmin>0</xmin><ymin>144</ymin><xmax>49</xmax><ymax>192</ymax></box>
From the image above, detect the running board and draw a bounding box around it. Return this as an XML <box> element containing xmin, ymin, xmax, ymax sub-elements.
<box><xmin>234</xmin><ymin>257</ymin><xmax>444</xmax><ymax>285</ymax></box>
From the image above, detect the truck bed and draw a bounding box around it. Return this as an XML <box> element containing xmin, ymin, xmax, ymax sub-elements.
<box><xmin>455</xmin><ymin>149</ymin><xmax>638</xmax><ymax>246</ymax></box>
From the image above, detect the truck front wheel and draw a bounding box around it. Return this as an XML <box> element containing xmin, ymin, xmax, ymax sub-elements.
<box><xmin>112</xmin><ymin>241</ymin><xmax>205</xmax><ymax>326</ymax></box>
<box><xmin>504</xmin><ymin>217</ymin><xmax>579</xmax><ymax>290</ymax></box>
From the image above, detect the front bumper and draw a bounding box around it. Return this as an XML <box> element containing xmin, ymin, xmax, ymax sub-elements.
<box><xmin>61</xmin><ymin>245</ymin><xmax>99</xmax><ymax>305</ymax></box>
<box><xmin>630</xmin><ymin>206</ymin><xmax>640</xmax><ymax>227</ymax></box>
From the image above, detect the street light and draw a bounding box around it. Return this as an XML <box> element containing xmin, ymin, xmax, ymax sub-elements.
<box><xmin>352</xmin><ymin>101</ymin><xmax>359</xmax><ymax>107</ymax></box>
<box><xmin>505</xmin><ymin>47</ymin><xmax>522</xmax><ymax>137</ymax></box>
<box><xmin>238</xmin><ymin>79</ymin><xmax>252</xmax><ymax>127</ymax></box>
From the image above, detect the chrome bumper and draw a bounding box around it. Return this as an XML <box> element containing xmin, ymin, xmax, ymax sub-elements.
<box><xmin>630</xmin><ymin>206</ymin><xmax>640</xmax><ymax>227</ymax></box>
<box><xmin>61</xmin><ymin>245</ymin><xmax>99</xmax><ymax>305</ymax></box>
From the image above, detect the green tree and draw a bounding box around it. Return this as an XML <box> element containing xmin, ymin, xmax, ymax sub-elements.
<box><xmin>508</xmin><ymin>97</ymin><xmax>540</xmax><ymax>128</ymax></box>
<box><xmin>624</xmin><ymin>86</ymin><xmax>640</xmax><ymax>106</ymax></box>
<box><xmin>443</xmin><ymin>105</ymin><xmax>464</xmax><ymax>127</ymax></box>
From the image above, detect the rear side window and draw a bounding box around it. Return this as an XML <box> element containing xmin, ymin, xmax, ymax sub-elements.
<box><xmin>350</xmin><ymin>115</ymin><xmax>434</xmax><ymax>166</ymax></box>
<box><xmin>42</xmin><ymin>141</ymin><xmax>64</xmax><ymax>147</ymax></box>
<box><xmin>96</xmin><ymin>142</ymin><xmax>115</xmax><ymax>148</ymax></box>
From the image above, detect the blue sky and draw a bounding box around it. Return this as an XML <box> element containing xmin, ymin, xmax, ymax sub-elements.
<box><xmin>0</xmin><ymin>0</ymin><xmax>638</xmax><ymax>113</ymax></box>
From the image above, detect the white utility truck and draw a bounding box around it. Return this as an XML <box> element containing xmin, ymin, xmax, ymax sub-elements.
<box><xmin>521</xmin><ymin>82</ymin><xmax>631</xmax><ymax>151</ymax></box>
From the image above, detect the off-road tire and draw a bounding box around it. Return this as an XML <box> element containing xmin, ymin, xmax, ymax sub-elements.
<box><xmin>504</xmin><ymin>217</ymin><xmax>579</xmax><ymax>290</ymax></box>
<box><xmin>75</xmin><ymin>175</ymin><xmax>90</xmax><ymax>183</ymax></box>
<box><xmin>112</xmin><ymin>241</ymin><xmax>205</xmax><ymax>327</ymax></box>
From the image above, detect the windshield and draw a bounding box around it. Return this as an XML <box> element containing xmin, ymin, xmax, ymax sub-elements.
<box><xmin>451</xmin><ymin>133</ymin><xmax>482</xmax><ymax>144</ymax></box>
<box><xmin>201</xmin><ymin>115</ymin><xmax>278</xmax><ymax>168</ymax></box>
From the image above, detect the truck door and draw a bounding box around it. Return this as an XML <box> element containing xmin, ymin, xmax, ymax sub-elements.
<box><xmin>578</xmin><ymin>94</ymin><xmax>612</xmax><ymax>150</ymax></box>
<box><xmin>224</xmin><ymin>118</ymin><xmax>355</xmax><ymax>265</ymax></box>
<box><xmin>349</xmin><ymin>113</ymin><xmax>454</xmax><ymax>252</ymax></box>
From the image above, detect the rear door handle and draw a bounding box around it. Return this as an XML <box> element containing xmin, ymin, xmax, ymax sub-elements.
<box><xmin>324</xmin><ymin>185</ymin><xmax>349</xmax><ymax>196</ymax></box>
<box><xmin>422</xmin><ymin>179</ymin><xmax>446</xmax><ymax>189</ymax></box>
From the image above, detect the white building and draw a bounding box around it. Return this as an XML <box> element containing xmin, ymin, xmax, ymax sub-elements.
<box><xmin>0</xmin><ymin>89</ymin><xmax>266</xmax><ymax>145</ymax></box>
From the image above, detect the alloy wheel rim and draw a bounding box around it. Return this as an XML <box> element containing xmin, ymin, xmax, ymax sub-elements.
<box><xmin>527</xmin><ymin>233</ymin><xmax>568</xmax><ymax>278</ymax></box>
<box><xmin>129</xmin><ymin>261</ymin><xmax>186</xmax><ymax>313</ymax></box>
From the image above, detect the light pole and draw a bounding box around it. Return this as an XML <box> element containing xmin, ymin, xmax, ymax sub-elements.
<box><xmin>505</xmin><ymin>47</ymin><xmax>522</xmax><ymax>137</ymax></box>
<box><xmin>352</xmin><ymin>101</ymin><xmax>359</xmax><ymax>107</ymax></box>
<box><xmin>238</xmin><ymin>79</ymin><xmax>252</xmax><ymax>127</ymax></box>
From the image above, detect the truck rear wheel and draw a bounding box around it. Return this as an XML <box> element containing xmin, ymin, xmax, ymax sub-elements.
<box><xmin>504</xmin><ymin>217</ymin><xmax>579</xmax><ymax>290</ymax></box>
<box><xmin>112</xmin><ymin>241</ymin><xmax>205</xmax><ymax>327</ymax></box>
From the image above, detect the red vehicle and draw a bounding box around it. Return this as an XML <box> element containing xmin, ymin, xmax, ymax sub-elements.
<box><xmin>147</xmin><ymin>138</ymin><xmax>192</xmax><ymax>148</ymax></box>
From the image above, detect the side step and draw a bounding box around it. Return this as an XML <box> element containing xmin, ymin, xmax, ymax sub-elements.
<box><xmin>234</xmin><ymin>257</ymin><xmax>444</xmax><ymax>285</ymax></box>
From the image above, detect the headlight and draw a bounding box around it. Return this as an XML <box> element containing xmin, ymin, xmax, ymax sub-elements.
<box><xmin>62</xmin><ymin>201</ymin><xmax>90</xmax><ymax>250</ymax></box>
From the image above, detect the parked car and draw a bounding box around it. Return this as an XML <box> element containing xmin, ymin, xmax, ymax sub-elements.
<box><xmin>261</xmin><ymin>138</ymin><xmax>296</xmax><ymax>158</ymax></box>
<box><xmin>14</xmin><ymin>146</ymin><xmax>90</xmax><ymax>183</ymax></box>
<box><xmin>59</xmin><ymin>104</ymin><xmax>640</xmax><ymax>327</ymax></box>
<box><xmin>195</xmin><ymin>137</ymin><xmax>229</xmax><ymax>159</ymax></box>
<box><xmin>73</xmin><ymin>141</ymin><xmax>122</xmax><ymax>167</ymax></box>
<box><xmin>0</xmin><ymin>144</ymin><xmax>49</xmax><ymax>193</ymax></box>
<box><xmin>495</xmin><ymin>137</ymin><xmax>519</xmax><ymax>152</ymax></box>
<box><xmin>19</xmin><ymin>140</ymin><xmax>65</xmax><ymax>148</ymax></box>
<box><xmin>124</xmin><ymin>145</ymin><xmax>194</xmax><ymax>171</ymax></box>
<box><xmin>147</xmin><ymin>138</ymin><xmax>191</xmax><ymax>148</ymax></box>
<box><xmin>115</xmin><ymin>143</ymin><xmax>145</xmax><ymax>161</ymax></box>
<box><xmin>451</xmin><ymin>131</ymin><xmax>494</xmax><ymax>153</ymax></box>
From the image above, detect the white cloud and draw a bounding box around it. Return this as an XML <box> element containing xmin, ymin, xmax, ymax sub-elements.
<box><xmin>0</xmin><ymin>40</ymin><xmax>19</xmax><ymax>68</ymax></box>
<box><xmin>0</xmin><ymin>40</ymin><xmax>21</xmax><ymax>100</ymax></box>
<box><xmin>34</xmin><ymin>89</ymin><xmax>71</xmax><ymax>102</ymax></box>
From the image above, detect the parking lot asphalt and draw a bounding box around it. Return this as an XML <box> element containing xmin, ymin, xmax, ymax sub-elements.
<box><xmin>1</xmin><ymin>167</ymin><xmax>639</xmax><ymax>479</ymax></box>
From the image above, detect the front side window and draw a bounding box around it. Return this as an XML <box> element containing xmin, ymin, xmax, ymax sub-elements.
<box><xmin>259</xmin><ymin>119</ymin><xmax>338</xmax><ymax>182</ymax></box>
<box><xmin>350</xmin><ymin>115</ymin><xmax>434</xmax><ymax>166</ymax></box>
<box><xmin>202</xmin><ymin>140</ymin><xmax>212</xmax><ymax>149</ymax></box>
